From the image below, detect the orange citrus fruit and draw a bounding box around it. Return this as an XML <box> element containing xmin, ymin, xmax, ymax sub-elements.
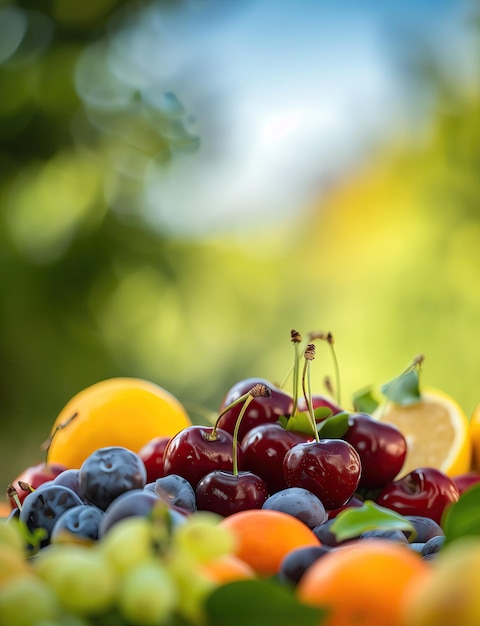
<box><xmin>219</xmin><ymin>509</ymin><xmax>320</xmax><ymax>577</ymax></box>
<box><xmin>297</xmin><ymin>539</ymin><xmax>431</xmax><ymax>626</ymax></box>
<box><xmin>374</xmin><ymin>388</ymin><xmax>471</xmax><ymax>478</ymax></box>
<box><xmin>46</xmin><ymin>378</ymin><xmax>191</xmax><ymax>469</ymax></box>
<box><xmin>200</xmin><ymin>554</ymin><xmax>256</xmax><ymax>584</ymax></box>
<box><xmin>468</xmin><ymin>402</ymin><xmax>480</xmax><ymax>472</ymax></box>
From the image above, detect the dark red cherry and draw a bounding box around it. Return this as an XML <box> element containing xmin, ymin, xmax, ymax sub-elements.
<box><xmin>241</xmin><ymin>423</ymin><xmax>311</xmax><ymax>494</ymax></box>
<box><xmin>8</xmin><ymin>462</ymin><xmax>67</xmax><ymax>510</ymax></box>
<box><xmin>452</xmin><ymin>471</ymin><xmax>480</xmax><ymax>495</ymax></box>
<box><xmin>342</xmin><ymin>413</ymin><xmax>407</xmax><ymax>489</ymax></box>
<box><xmin>283</xmin><ymin>439</ymin><xmax>362</xmax><ymax>510</ymax></box>
<box><xmin>195</xmin><ymin>470</ymin><xmax>268</xmax><ymax>516</ymax></box>
<box><xmin>376</xmin><ymin>467</ymin><xmax>460</xmax><ymax>525</ymax></box>
<box><xmin>138</xmin><ymin>436</ymin><xmax>171</xmax><ymax>483</ymax></box>
<box><xmin>216</xmin><ymin>377</ymin><xmax>293</xmax><ymax>442</ymax></box>
<box><xmin>163</xmin><ymin>425</ymin><xmax>242</xmax><ymax>489</ymax></box>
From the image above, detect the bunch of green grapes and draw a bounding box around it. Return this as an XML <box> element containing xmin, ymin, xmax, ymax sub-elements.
<box><xmin>0</xmin><ymin>507</ymin><xmax>236</xmax><ymax>626</ymax></box>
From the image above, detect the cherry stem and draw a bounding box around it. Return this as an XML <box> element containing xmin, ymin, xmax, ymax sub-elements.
<box><xmin>290</xmin><ymin>329</ymin><xmax>302</xmax><ymax>416</ymax></box>
<box><xmin>302</xmin><ymin>344</ymin><xmax>319</xmax><ymax>442</ymax></box>
<box><xmin>308</xmin><ymin>331</ymin><xmax>341</xmax><ymax>407</ymax></box>
<box><xmin>210</xmin><ymin>392</ymin><xmax>252</xmax><ymax>439</ymax></box>
<box><xmin>232</xmin><ymin>384</ymin><xmax>271</xmax><ymax>476</ymax></box>
<box><xmin>7</xmin><ymin>484</ymin><xmax>22</xmax><ymax>511</ymax></box>
<box><xmin>41</xmin><ymin>412</ymin><xmax>78</xmax><ymax>462</ymax></box>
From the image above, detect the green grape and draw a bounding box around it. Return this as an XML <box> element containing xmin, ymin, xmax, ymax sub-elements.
<box><xmin>99</xmin><ymin>517</ymin><xmax>156</xmax><ymax>575</ymax></box>
<box><xmin>0</xmin><ymin>520</ymin><xmax>24</xmax><ymax>554</ymax></box>
<box><xmin>166</xmin><ymin>551</ymin><xmax>214</xmax><ymax>625</ymax></box>
<box><xmin>0</xmin><ymin>546</ymin><xmax>30</xmax><ymax>585</ymax></box>
<box><xmin>0</xmin><ymin>575</ymin><xmax>60</xmax><ymax>626</ymax></box>
<box><xmin>172</xmin><ymin>512</ymin><xmax>235</xmax><ymax>564</ymax></box>
<box><xmin>118</xmin><ymin>559</ymin><xmax>178</xmax><ymax>626</ymax></box>
<box><xmin>33</xmin><ymin>544</ymin><xmax>117</xmax><ymax>617</ymax></box>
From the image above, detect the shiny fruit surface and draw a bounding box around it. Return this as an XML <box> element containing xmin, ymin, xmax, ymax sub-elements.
<box><xmin>47</xmin><ymin>378</ymin><xmax>191</xmax><ymax>469</ymax></box>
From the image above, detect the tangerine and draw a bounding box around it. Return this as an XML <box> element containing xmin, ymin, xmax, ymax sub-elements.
<box><xmin>297</xmin><ymin>539</ymin><xmax>431</xmax><ymax>626</ymax></box>
<box><xmin>219</xmin><ymin>509</ymin><xmax>320</xmax><ymax>577</ymax></box>
<box><xmin>46</xmin><ymin>378</ymin><xmax>191</xmax><ymax>469</ymax></box>
<box><xmin>200</xmin><ymin>554</ymin><xmax>256</xmax><ymax>584</ymax></box>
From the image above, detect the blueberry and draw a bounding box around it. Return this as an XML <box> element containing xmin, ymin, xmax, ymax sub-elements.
<box><xmin>153</xmin><ymin>475</ymin><xmax>197</xmax><ymax>513</ymax></box>
<box><xmin>99</xmin><ymin>489</ymin><xmax>161</xmax><ymax>536</ymax></box>
<box><xmin>51</xmin><ymin>504</ymin><xmax>104</xmax><ymax>544</ymax></box>
<box><xmin>79</xmin><ymin>446</ymin><xmax>147</xmax><ymax>511</ymax></box>
<box><xmin>278</xmin><ymin>545</ymin><xmax>332</xmax><ymax>586</ymax></box>
<box><xmin>262</xmin><ymin>487</ymin><xmax>327</xmax><ymax>528</ymax></box>
<box><xmin>19</xmin><ymin>485</ymin><xmax>83</xmax><ymax>548</ymax></box>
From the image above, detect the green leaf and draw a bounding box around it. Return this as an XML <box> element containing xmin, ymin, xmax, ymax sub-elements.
<box><xmin>442</xmin><ymin>483</ymin><xmax>480</xmax><ymax>547</ymax></box>
<box><xmin>284</xmin><ymin>411</ymin><xmax>317</xmax><ymax>437</ymax></box>
<box><xmin>380</xmin><ymin>369</ymin><xmax>421</xmax><ymax>406</ymax></box>
<box><xmin>352</xmin><ymin>387</ymin><xmax>379</xmax><ymax>414</ymax></box>
<box><xmin>317</xmin><ymin>411</ymin><xmax>350</xmax><ymax>439</ymax></box>
<box><xmin>329</xmin><ymin>500</ymin><xmax>416</xmax><ymax>542</ymax></box>
<box><xmin>204</xmin><ymin>578</ymin><xmax>326</xmax><ymax>626</ymax></box>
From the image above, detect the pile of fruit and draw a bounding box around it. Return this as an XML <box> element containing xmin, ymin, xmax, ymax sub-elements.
<box><xmin>3</xmin><ymin>328</ymin><xmax>480</xmax><ymax>626</ymax></box>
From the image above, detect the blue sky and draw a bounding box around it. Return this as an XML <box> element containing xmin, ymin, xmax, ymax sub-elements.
<box><xmin>110</xmin><ymin>0</ymin><xmax>476</xmax><ymax>235</ymax></box>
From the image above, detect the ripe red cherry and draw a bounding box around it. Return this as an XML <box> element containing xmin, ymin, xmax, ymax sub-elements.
<box><xmin>342</xmin><ymin>413</ymin><xmax>407</xmax><ymax>489</ymax></box>
<box><xmin>195</xmin><ymin>470</ymin><xmax>269</xmax><ymax>516</ymax></box>
<box><xmin>8</xmin><ymin>462</ymin><xmax>67</xmax><ymax>510</ymax></box>
<box><xmin>376</xmin><ymin>467</ymin><xmax>460</xmax><ymax>525</ymax></box>
<box><xmin>163</xmin><ymin>425</ymin><xmax>243</xmax><ymax>489</ymax></box>
<box><xmin>452</xmin><ymin>471</ymin><xmax>480</xmax><ymax>495</ymax></box>
<box><xmin>283</xmin><ymin>439</ymin><xmax>362</xmax><ymax>510</ymax></box>
<box><xmin>138</xmin><ymin>436</ymin><xmax>171</xmax><ymax>483</ymax></box>
<box><xmin>216</xmin><ymin>377</ymin><xmax>293</xmax><ymax>442</ymax></box>
<box><xmin>241</xmin><ymin>423</ymin><xmax>311</xmax><ymax>494</ymax></box>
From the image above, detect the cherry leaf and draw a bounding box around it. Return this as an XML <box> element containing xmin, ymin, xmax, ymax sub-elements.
<box><xmin>204</xmin><ymin>578</ymin><xmax>326</xmax><ymax>626</ymax></box>
<box><xmin>442</xmin><ymin>483</ymin><xmax>480</xmax><ymax>546</ymax></box>
<box><xmin>329</xmin><ymin>500</ymin><xmax>416</xmax><ymax>542</ymax></box>
<box><xmin>317</xmin><ymin>411</ymin><xmax>350</xmax><ymax>439</ymax></box>
<box><xmin>352</xmin><ymin>387</ymin><xmax>379</xmax><ymax>414</ymax></box>
<box><xmin>380</xmin><ymin>369</ymin><xmax>421</xmax><ymax>406</ymax></box>
<box><xmin>284</xmin><ymin>412</ymin><xmax>317</xmax><ymax>437</ymax></box>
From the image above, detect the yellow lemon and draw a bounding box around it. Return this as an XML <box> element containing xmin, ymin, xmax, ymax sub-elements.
<box><xmin>374</xmin><ymin>388</ymin><xmax>471</xmax><ymax>478</ymax></box>
<box><xmin>47</xmin><ymin>377</ymin><xmax>191</xmax><ymax>469</ymax></box>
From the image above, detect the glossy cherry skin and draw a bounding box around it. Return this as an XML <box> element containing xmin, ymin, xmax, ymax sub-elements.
<box><xmin>216</xmin><ymin>377</ymin><xmax>293</xmax><ymax>442</ymax></box>
<box><xmin>8</xmin><ymin>462</ymin><xmax>67</xmax><ymax>509</ymax></box>
<box><xmin>376</xmin><ymin>467</ymin><xmax>460</xmax><ymax>525</ymax></box>
<box><xmin>195</xmin><ymin>470</ymin><xmax>269</xmax><ymax>517</ymax></box>
<box><xmin>283</xmin><ymin>439</ymin><xmax>362</xmax><ymax>510</ymax></box>
<box><xmin>138</xmin><ymin>436</ymin><xmax>171</xmax><ymax>483</ymax></box>
<box><xmin>241</xmin><ymin>423</ymin><xmax>311</xmax><ymax>494</ymax></box>
<box><xmin>452</xmin><ymin>471</ymin><xmax>480</xmax><ymax>495</ymax></box>
<box><xmin>326</xmin><ymin>495</ymin><xmax>364</xmax><ymax>519</ymax></box>
<box><xmin>342</xmin><ymin>413</ymin><xmax>407</xmax><ymax>489</ymax></box>
<box><xmin>163</xmin><ymin>425</ymin><xmax>243</xmax><ymax>489</ymax></box>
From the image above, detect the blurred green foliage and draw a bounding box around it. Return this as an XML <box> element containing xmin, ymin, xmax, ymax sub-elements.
<box><xmin>1</xmin><ymin>0</ymin><xmax>480</xmax><ymax>492</ymax></box>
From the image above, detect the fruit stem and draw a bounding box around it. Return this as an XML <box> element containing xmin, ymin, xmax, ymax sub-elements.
<box><xmin>41</xmin><ymin>412</ymin><xmax>79</xmax><ymax>462</ymax></box>
<box><xmin>232</xmin><ymin>384</ymin><xmax>271</xmax><ymax>476</ymax></box>
<box><xmin>302</xmin><ymin>344</ymin><xmax>319</xmax><ymax>442</ymax></box>
<box><xmin>7</xmin><ymin>483</ymin><xmax>22</xmax><ymax>511</ymax></box>
<box><xmin>18</xmin><ymin>481</ymin><xmax>35</xmax><ymax>494</ymax></box>
<box><xmin>290</xmin><ymin>329</ymin><xmax>302</xmax><ymax>416</ymax></box>
<box><xmin>308</xmin><ymin>331</ymin><xmax>342</xmax><ymax>407</ymax></box>
<box><xmin>210</xmin><ymin>392</ymin><xmax>252</xmax><ymax>439</ymax></box>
